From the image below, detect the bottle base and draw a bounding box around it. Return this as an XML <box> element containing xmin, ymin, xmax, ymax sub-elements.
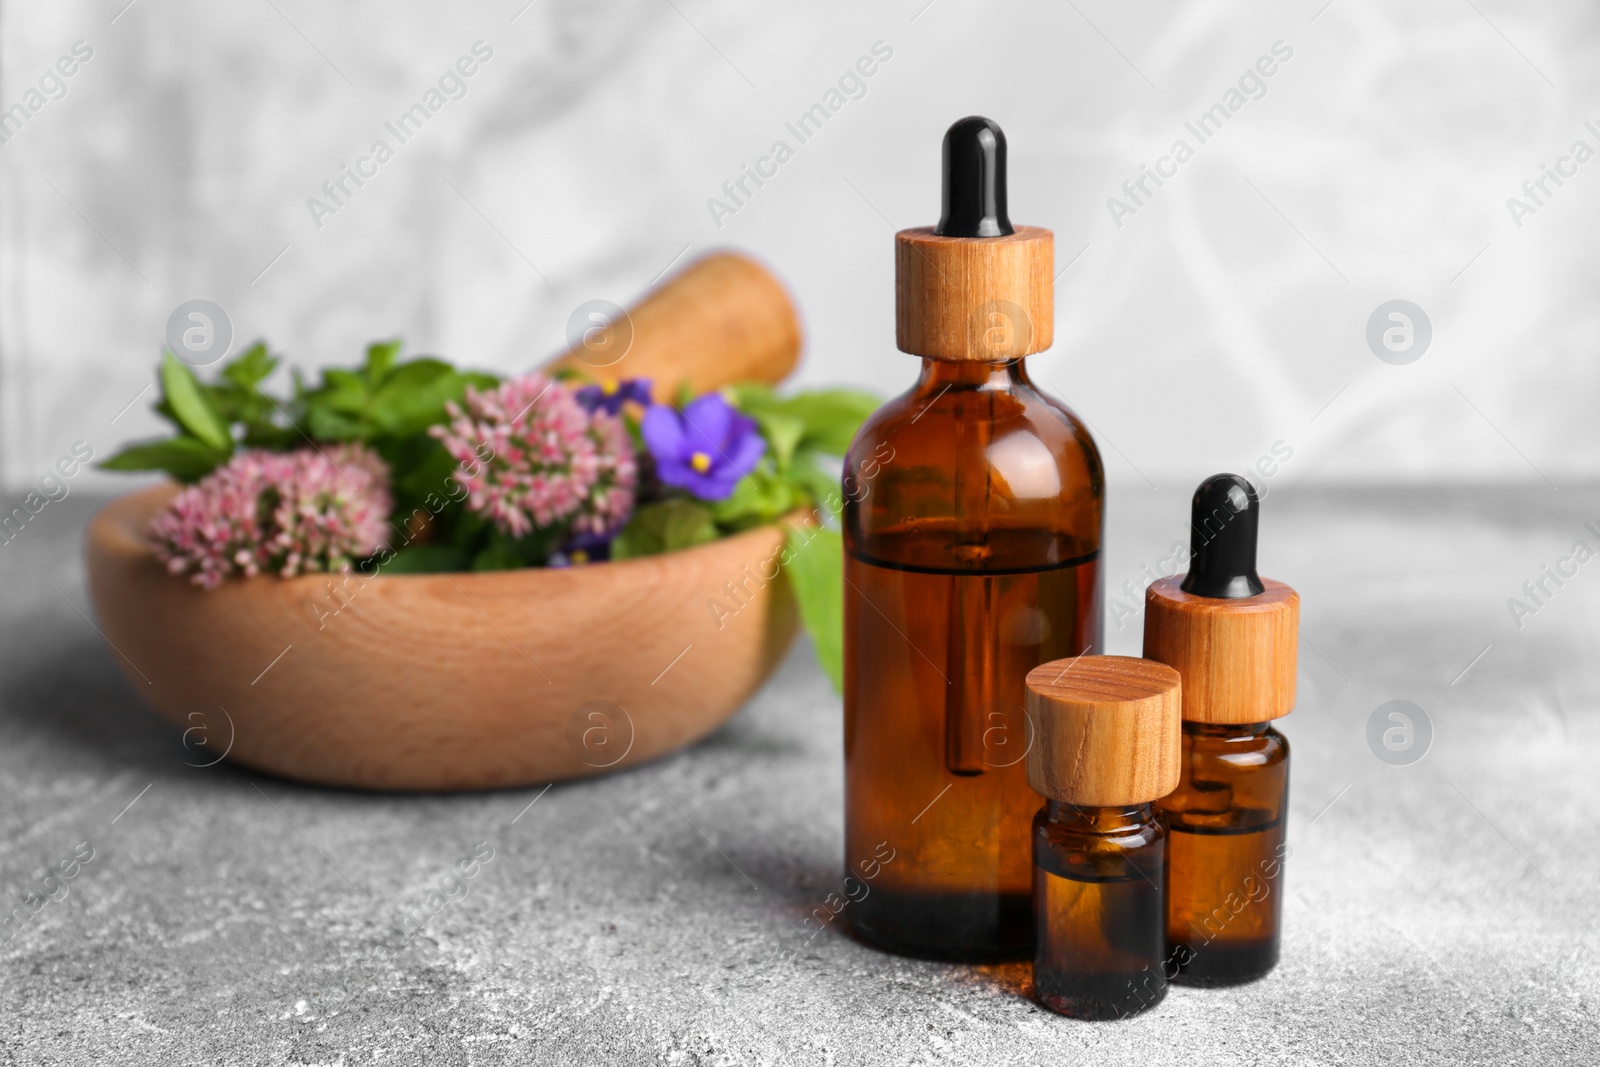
<box><xmin>1168</xmin><ymin>938</ymin><xmax>1278</xmax><ymax>987</ymax></box>
<box><xmin>846</xmin><ymin>889</ymin><xmax>1032</xmax><ymax>963</ymax></box>
<box><xmin>1035</xmin><ymin>977</ymin><xmax>1166</xmax><ymax>1021</ymax></box>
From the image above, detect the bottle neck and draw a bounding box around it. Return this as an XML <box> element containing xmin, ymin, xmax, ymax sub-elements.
<box><xmin>1185</xmin><ymin>721</ymin><xmax>1272</xmax><ymax>740</ymax></box>
<box><xmin>913</xmin><ymin>357</ymin><xmax>1033</xmax><ymax>395</ymax></box>
<box><xmin>1044</xmin><ymin>800</ymin><xmax>1154</xmax><ymax>834</ymax></box>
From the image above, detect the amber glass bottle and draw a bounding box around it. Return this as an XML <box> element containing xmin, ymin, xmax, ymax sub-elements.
<box><xmin>842</xmin><ymin>117</ymin><xmax>1103</xmax><ymax>962</ymax></box>
<box><xmin>1033</xmin><ymin>803</ymin><xmax>1167</xmax><ymax>1019</ymax></box>
<box><xmin>1024</xmin><ymin>655</ymin><xmax>1181</xmax><ymax>1019</ymax></box>
<box><xmin>1161</xmin><ymin>722</ymin><xmax>1289</xmax><ymax>984</ymax></box>
<box><xmin>1145</xmin><ymin>474</ymin><xmax>1299</xmax><ymax>986</ymax></box>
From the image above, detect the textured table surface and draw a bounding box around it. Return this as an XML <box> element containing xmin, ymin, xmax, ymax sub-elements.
<box><xmin>2</xmin><ymin>486</ymin><xmax>1597</xmax><ymax>1066</ymax></box>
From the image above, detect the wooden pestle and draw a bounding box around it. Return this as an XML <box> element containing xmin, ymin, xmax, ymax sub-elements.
<box><xmin>543</xmin><ymin>251</ymin><xmax>803</xmax><ymax>398</ymax></box>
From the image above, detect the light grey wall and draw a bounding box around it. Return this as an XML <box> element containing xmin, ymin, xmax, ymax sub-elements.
<box><xmin>2</xmin><ymin>0</ymin><xmax>1596</xmax><ymax>493</ymax></box>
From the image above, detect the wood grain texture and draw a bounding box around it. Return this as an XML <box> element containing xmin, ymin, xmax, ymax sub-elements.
<box><xmin>544</xmin><ymin>250</ymin><xmax>802</xmax><ymax>396</ymax></box>
<box><xmin>1142</xmin><ymin>577</ymin><xmax>1299</xmax><ymax>724</ymax></box>
<box><xmin>894</xmin><ymin>225</ymin><xmax>1053</xmax><ymax>361</ymax></box>
<box><xmin>1023</xmin><ymin>655</ymin><xmax>1181</xmax><ymax>806</ymax></box>
<box><xmin>85</xmin><ymin>486</ymin><xmax>802</xmax><ymax>791</ymax></box>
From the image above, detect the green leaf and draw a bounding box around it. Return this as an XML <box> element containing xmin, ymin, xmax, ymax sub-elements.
<box><xmin>367</xmin><ymin>359</ymin><xmax>465</xmax><ymax>436</ymax></box>
<box><xmin>384</xmin><ymin>434</ymin><xmax>461</xmax><ymax>517</ymax></box>
<box><xmin>209</xmin><ymin>343</ymin><xmax>284</xmax><ymax>441</ymax></box>
<box><xmin>363</xmin><ymin>339</ymin><xmax>402</xmax><ymax>386</ymax></box>
<box><xmin>781</xmin><ymin>389</ymin><xmax>881</xmax><ymax>456</ymax></box>
<box><xmin>787</xmin><ymin>454</ymin><xmax>842</xmax><ymax>520</ymax></box>
<box><xmin>726</xmin><ymin>383</ymin><xmax>778</xmax><ymax>409</ymax></box>
<box><xmin>98</xmin><ymin>437</ymin><xmax>230</xmax><ymax>483</ymax></box>
<box><xmin>783</xmin><ymin>524</ymin><xmax>843</xmax><ymax>692</ymax></box>
<box><xmin>160</xmin><ymin>352</ymin><xmax>233</xmax><ymax>453</ymax></box>
<box><xmin>205</xmin><ymin>383</ymin><xmax>265</xmax><ymax>429</ymax></box>
<box><xmin>380</xmin><ymin>544</ymin><xmax>469</xmax><ymax>574</ymax></box>
<box><xmin>709</xmin><ymin>470</ymin><xmax>798</xmax><ymax>532</ymax></box>
<box><xmin>220</xmin><ymin>342</ymin><xmax>278</xmax><ymax>390</ymax></box>
<box><xmin>471</xmin><ymin>538</ymin><xmax>526</xmax><ymax>572</ymax></box>
<box><xmin>754</xmin><ymin>411</ymin><xmax>806</xmax><ymax>471</ymax></box>
<box><xmin>729</xmin><ymin>384</ymin><xmax>879</xmax><ymax>457</ymax></box>
<box><xmin>317</xmin><ymin>369</ymin><xmax>370</xmax><ymax>414</ymax></box>
<box><xmin>449</xmin><ymin>508</ymin><xmax>492</xmax><ymax>553</ymax></box>
<box><xmin>238</xmin><ymin>423</ymin><xmax>302</xmax><ymax>451</ymax></box>
<box><xmin>305</xmin><ymin>405</ymin><xmax>363</xmax><ymax>441</ymax></box>
<box><xmin>293</xmin><ymin>371</ymin><xmax>367</xmax><ymax>441</ymax></box>
<box><xmin>468</xmin><ymin>524</ymin><xmax>566</xmax><ymax>571</ymax></box>
<box><xmin>612</xmin><ymin>499</ymin><xmax>718</xmax><ymax>560</ymax></box>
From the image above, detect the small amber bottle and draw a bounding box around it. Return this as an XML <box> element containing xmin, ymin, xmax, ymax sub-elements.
<box><xmin>842</xmin><ymin>117</ymin><xmax>1103</xmax><ymax>961</ymax></box>
<box><xmin>1023</xmin><ymin>655</ymin><xmax>1181</xmax><ymax>1020</ymax></box>
<box><xmin>1144</xmin><ymin>474</ymin><xmax>1298</xmax><ymax>986</ymax></box>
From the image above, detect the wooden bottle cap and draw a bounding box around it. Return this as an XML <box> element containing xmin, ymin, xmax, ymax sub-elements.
<box><xmin>895</xmin><ymin>117</ymin><xmax>1053</xmax><ymax>361</ymax></box>
<box><xmin>895</xmin><ymin>226</ymin><xmax>1054</xmax><ymax>361</ymax></box>
<box><xmin>1023</xmin><ymin>656</ymin><xmax>1182</xmax><ymax>806</ymax></box>
<box><xmin>1143</xmin><ymin>577</ymin><xmax>1299</xmax><ymax>724</ymax></box>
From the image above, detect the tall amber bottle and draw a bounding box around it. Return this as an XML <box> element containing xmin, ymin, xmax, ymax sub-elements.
<box><xmin>1144</xmin><ymin>474</ymin><xmax>1298</xmax><ymax>985</ymax></box>
<box><xmin>842</xmin><ymin>117</ymin><xmax>1104</xmax><ymax>961</ymax></box>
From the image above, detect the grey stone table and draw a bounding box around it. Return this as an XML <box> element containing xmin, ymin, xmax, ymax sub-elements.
<box><xmin>2</xmin><ymin>487</ymin><xmax>1597</xmax><ymax>1066</ymax></box>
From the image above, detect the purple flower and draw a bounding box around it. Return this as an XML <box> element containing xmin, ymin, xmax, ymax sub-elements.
<box><xmin>576</xmin><ymin>378</ymin><xmax>653</xmax><ymax>416</ymax></box>
<box><xmin>641</xmin><ymin>394</ymin><xmax>765</xmax><ymax>501</ymax></box>
<box><xmin>549</xmin><ymin>530</ymin><xmax>614</xmax><ymax>568</ymax></box>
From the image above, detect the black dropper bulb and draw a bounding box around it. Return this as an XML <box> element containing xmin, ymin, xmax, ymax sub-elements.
<box><xmin>1181</xmin><ymin>473</ymin><xmax>1266</xmax><ymax>599</ymax></box>
<box><xmin>935</xmin><ymin>116</ymin><xmax>1014</xmax><ymax>238</ymax></box>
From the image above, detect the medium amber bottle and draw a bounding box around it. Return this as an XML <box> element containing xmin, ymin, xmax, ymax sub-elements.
<box><xmin>842</xmin><ymin>117</ymin><xmax>1104</xmax><ymax>961</ymax></box>
<box><xmin>1144</xmin><ymin>474</ymin><xmax>1298</xmax><ymax>986</ymax></box>
<box><xmin>1024</xmin><ymin>655</ymin><xmax>1180</xmax><ymax>1020</ymax></box>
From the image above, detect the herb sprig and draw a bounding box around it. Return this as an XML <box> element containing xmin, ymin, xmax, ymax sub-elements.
<box><xmin>103</xmin><ymin>343</ymin><xmax>875</xmax><ymax>691</ymax></box>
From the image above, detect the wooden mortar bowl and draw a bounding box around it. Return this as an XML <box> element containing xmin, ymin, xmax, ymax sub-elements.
<box><xmin>85</xmin><ymin>485</ymin><xmax>801</xmax><ymax>791</ymax></box>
